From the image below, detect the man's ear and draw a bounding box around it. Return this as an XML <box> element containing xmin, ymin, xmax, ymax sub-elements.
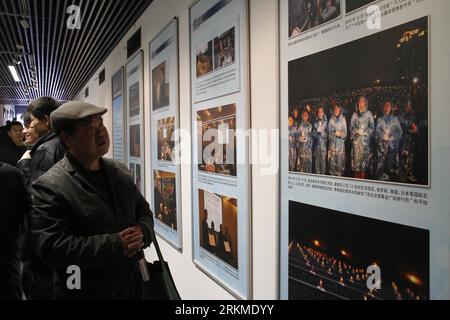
<box><xmin>60</xmin><ymin>132</ymin><xmax>72</xmax><ymax>149</ymax></box>
<box><xmin>44</xmin><ymin>115</ymin><xmax>51</xmax><ymax>127</ymax></box>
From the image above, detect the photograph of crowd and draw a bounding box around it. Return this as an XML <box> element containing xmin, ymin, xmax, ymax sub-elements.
<box><xmin>196</xmin><ymin>41</ymin><xmax>213</xmax><ymax>78</ymax></box>
<box><xmin>199</xmin><ymin>189</ymin><xmax>238</xmax><ymax>269</ymax></box>
<box><xmin>345</xmin><ymin>0</ymin><xmax>377</xmax><ymax>14</ymax></box>
<box><xmin>129</xmin><ymin>124</ymin><xmax>141</xmax><ymax>158</ymax></box>
<box><xmin>197</xmin><ymin>104</ymin><xmax>237</xmax><ymax>177</ymax></box>
<box><xmin>288</xmin><ymin>17</ymin><xmax>429</xmax><ymax>185</ymax></box>
<box><xmin>157</xmin><ymin>117</ymin><xmax>175</xmax><ymax>162</ymax></box>
<box><xmin>289</xmin><ymin>0</ymin><xmax>341</xmax><ymax>38</ymax></box>
<box><xmin>154</xmin><ymin>170</ymin><xmax>177</xmax><ymax>231</ymax></box>
<box><xmin>128</xmin><ymin>82</ymin><xmax>140</xmax><ymax>117</ymax></box>
<box><xmin>152</xmin><ymin>61</ymin><xmax>170</xmax><ymax>111</ymax></box>
<box><xmin>214</xmin><ymin>27</ymin><xmax>236</xmax><ymax>70</ymax></box>
<box><xmin>289</xmin><ymin>201</ymin><xmax>430</xmax><ymax>300</ymax></box>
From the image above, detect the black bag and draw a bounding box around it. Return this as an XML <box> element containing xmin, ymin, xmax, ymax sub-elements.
<box><xmin>141</xmin><ymin>227</ymin><xmax>181</xmax><ymax>300</ymax></box>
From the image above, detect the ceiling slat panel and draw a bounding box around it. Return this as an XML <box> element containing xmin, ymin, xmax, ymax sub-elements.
<box><xmin>0</xmin><ymin>0</ymin><xmax>153</xmax><ymax>105</ymax></box>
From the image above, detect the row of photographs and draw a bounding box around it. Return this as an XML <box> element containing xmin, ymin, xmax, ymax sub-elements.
<box><xmin>289</xmin><ymin>0</ymin><xmax>380</xmax><ymax>38</ymax></box>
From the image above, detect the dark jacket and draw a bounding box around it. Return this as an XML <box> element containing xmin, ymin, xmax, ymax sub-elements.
<box><xmin>0</xmin><ymin>163</ymin><xmax>30</xmax><ymax>300</ymax></box>
<box><xmin>0</xmin><ymin>137</ymin><xmax>26</xmax><ymax>167</ymax></box>
<box><xmin>18</xmin><ymin>131</ymin><xmax>65</xmax><ymax>186</ymax></box>
<box><xmin>30</xmin><ymin>154</ymin><xmax>154</xmax><ymax>300</ymax></box>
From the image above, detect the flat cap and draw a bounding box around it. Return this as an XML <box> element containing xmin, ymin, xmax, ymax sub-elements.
<box><xmin>51</xmin><ymin>101</ymin><xmax>107</xmax><ymax>134</ymax></box>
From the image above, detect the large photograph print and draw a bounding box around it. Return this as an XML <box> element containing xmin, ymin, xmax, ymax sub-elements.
<box><xmin>289</xmin><ymin>0</ymin><xmax>341</xmax><ymax>38</ymax></box>
<box><xmin>289</xmin><ymin>201</ymin><xmax>430</xmax><ymax>300</ymax></box>
<box><xmin>199</xmin><ymin>189</ymin><xmax>238</xmax><ymax>270</ymax></box>
<box><xmin>197</xmin><ymin>104</ymin><xmax>237</xmax><ymax>177</ymax></box>
<box><xmin>154</xmin><ymin>170</ymin><xmax>177</xmax><ymax>231</ymax></box>
<box><xmin>288</xmin><ymin>17</ymin><xmax>429</xmax><ymax>186</ymax></box>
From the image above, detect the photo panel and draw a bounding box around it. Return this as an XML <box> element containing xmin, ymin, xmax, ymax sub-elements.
<box><xmin>197</xmin><ymin>104</ymin><xmax>237</xmax><ymax>177</ymax></box>
<box><xmin>288</xmin><ymin>201</ymin><xmax>430</xmax><ymax>300</ymax></box>
<box><xmin>157</xmin><ymin>117</ymin><xmax>175</xmax><ymax>162</ymax></box>
<box><xmin>149</xmin><ymin>18</ymin><xmax>183</xmax><ymax>250</ymax></box>
<box><xmin>152</xmin><ymin>61</ymin><xmax>170</xmax><ymax>111</ymax></box>
<box><xmin>288</xmin><ymin>16</ymin><xmax>429</xmax><ymax>186</ymax></box>
<box><xmin>154</xmin><ymin>170</ymin><xmax>178</xmax><ymax>231</ymax></box>
<box><xmin>199</xmin><ymin>189</ymin><xmax>238</xmax><ymax>270</ymax></box>
<box><xmin>289</xmin><ymin>0</ymin><xmax>342</xmax><ymax>38</ymax></box>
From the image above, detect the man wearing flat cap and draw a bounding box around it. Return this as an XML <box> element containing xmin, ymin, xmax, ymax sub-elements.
<box><xmin>30</xmin><ymin>101</ymin><xmax>154</xmax><ymax>300</ymax></box>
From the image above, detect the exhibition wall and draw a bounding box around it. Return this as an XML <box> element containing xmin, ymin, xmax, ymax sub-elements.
<box><xmin>75</xmin><ymin>0</ymin><xmax>450</xmax><ymax>300</ymax></box>
<box><xmin>76</xmin><ymin>0</ymin><xmax>279</xmax><ymax>300</ymax></box>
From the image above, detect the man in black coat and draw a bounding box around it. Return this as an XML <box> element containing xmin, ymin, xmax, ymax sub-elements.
<box><xmin>19</xmin><ymin>97</ymin><xmax>65</xmax><ymax>300</ymax></box>
<box><xmin>30</xmin><ymin>101</ymin><xmax>154</xmax><ymax>300</ymax></box>
<box><xmin>17</xmin><ymin>97</ymin><xmax>65</xmax><ymax>185</ymax></box>
<box><xmin>0</xmin><ymin>162</ymin><xmax>30</xmax><ymax>300</ymax></box>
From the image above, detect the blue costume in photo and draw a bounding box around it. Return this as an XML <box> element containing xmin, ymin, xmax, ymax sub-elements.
<box><xmin>375</xmin><ymin>114</ymin><xmax>403</xmax><ymax>181</ymax></box>
<box><xmin>350</xmin><ymin>110</ymin><xmax>374</xmax><ymax>175</ymax></box>
<box><xmin>296</xmin><ymin>121</ymin><xmax>313</xmax><ymax>173</ymax></box>
<box><xmin>289</xmin><ymin>123</ymin><xmax>300</xmax><ymax>171</ymax></box>
<box><xmin>312</xmin><ymin>116</ymin><xmax>328</xmax><ymax>175</ymax></box>
<box><xmin>328</xmin><ymin>114</ymin><xmax>347</xmax><ymax>176</ymax></box>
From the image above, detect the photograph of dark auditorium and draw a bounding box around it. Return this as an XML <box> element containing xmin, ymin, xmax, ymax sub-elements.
<box><xmin>289</xmin><ymin>201</ymin><xmax>430</xmax><ymax>300</ymax></box>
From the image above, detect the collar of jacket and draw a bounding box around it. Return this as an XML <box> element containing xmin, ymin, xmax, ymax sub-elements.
<box><xmin>63</xmin><ymin>153</ymin><xmax>118</xmax><ymax>207</ymax></box>
<box><xmin>30</xmin><ymin>130</ymin><xmax>58</xmax><ymax>156</ymax></box>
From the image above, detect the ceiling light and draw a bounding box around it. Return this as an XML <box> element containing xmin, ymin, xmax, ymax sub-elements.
<box><xmin>8</xmin><ymin>65</ymin><xmax>21</xmax><ymax>82</ymax></box>
<box><xmin>13</xmin><ymin>57</ymin><xmax>21</xmax><ymax>65</ymax></box>
<box><xmin>19</xmin><ymin>18</ymin><xmax>29</xmax><ymax>29</ymax></box>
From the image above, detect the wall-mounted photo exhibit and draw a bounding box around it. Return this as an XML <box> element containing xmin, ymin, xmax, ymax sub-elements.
<box><xmin>154</xmin><ymin>170</ymin><xmax>178</xmax><ymax>231</ymax></box>
<box><xmin>191</xmin><ymin>0</ymin><xmax>242</xmax><ymax>103</ymax></box>
<box><xmin>288</xmin><ymin>201</ymin><xmax>430</xmax><ymax>300</ymax></box>
<box><xmin>149</xmin><ymin>18</ymin><xmax>183</xmax><ymax>250</ymax></box>
<box><xmin>190</xmin><ymin>0</ymin><xmax>252</xmax><ymax>300</ymax></box>
<box><xmin>197</xmin><ymin>104</ymin><xmax>237</xmax><ymax>177</ymax></box>
<box><xmin>345</xmin><ymin>0</ymin><xmax>378</xmax><ymax>14</ymax></box>
<box><xmin>288</xmin><ymin>16</ymin><xmax>429</xmax><ymax>187</ymax></box>
<box><xmin>126</xmin><ymin>51</ymin><xmax>145</xmax><ymax>194</ymax></box>
<box><xmin>288</xmin><ymin>0</ymin><xmax>342</xmax><ymax>39</ymax></box>
<box><xmin>281</xmin><ymin>0</ymin><xmax>450</xmax><ymax>300</ymax></box>
<box><xmin>198</xmin><ymin>189</ymin><xmax>238</xmax><ymax>270</ymax></box>
<box><xmin>112</xmin><ymin>68</ymin><xmax>125</xmax><ymax>162</ymax></box>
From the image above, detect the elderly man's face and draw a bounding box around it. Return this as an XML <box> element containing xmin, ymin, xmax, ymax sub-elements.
<box><xmin>68</xmin><ymin>115</ymin><xmax>110</xmax><ymax>161</ymax></box>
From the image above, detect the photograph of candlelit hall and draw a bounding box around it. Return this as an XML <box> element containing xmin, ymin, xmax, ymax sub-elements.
<box><xmin>288</xmin><ymin>17</ymin><xmax>429</xmax><ymax>185</ymax></box>
<box><xmin>345</xmin><ymin>0</ymin><xmax>378</xmax><ymax>14</ymax></box>
<box><xmin>213</xmin><ymin>26</ymin><xmax>236</xmax><ymax>70</ymax></box>
<box><xmin>157</xmin><ymin>117</ymin><xmax>175</xmax><ymax>162</ymax></box>
<box><xmin>196</xmin><ymin>40</ymin><xmax>213</xmax><ymax>78</ymax></box>
<box><xmin>199</xmin><ymin>189</ymin><xmax>238</xmax><ymax>269</ymax></box>
<box><xmin>197</xmin><ymin>104</ymin><xmax>237</xmax><ymax>177</ymax></box>
<box><xmin>289</xmin><ymin>0</ymin><xmax>341</xmax><ymax>38</ymax></box>
<box><xmin>154</xmin><ymin>170</ymin><xmax>177</xmax><ymax>231</ymax></box>
<box><xmin>288</xmin><ymin>201</ymin><xmax>430</xmax><ymax>300</ymax></box>
<box><xmin>152</xmin><ymin>61</ymin><xmax>170</xmax><ymax>111</ymax></box>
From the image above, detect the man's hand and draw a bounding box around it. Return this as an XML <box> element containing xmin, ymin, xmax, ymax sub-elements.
<box><xmin>119</xmin><ymin>226</ymin><xmax>145</xmax><ymax>258</ymax></box>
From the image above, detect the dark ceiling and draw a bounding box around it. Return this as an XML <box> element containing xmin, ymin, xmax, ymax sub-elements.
<box><xmin>0</xmin><ymin>0</ymin><xmax>153</xmax><ymax>105</ymax></box>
